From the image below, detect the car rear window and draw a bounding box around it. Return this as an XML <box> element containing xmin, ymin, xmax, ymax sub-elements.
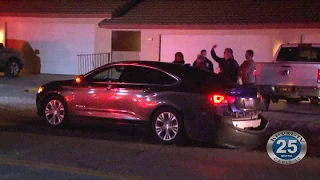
<box><xmin>277</xmin><ymin>46</ymin><xmax>320</xmax><ymax>62</ymax></box>
<box><xmin>169</xmin><ymin>66</ymin><xmax>234</xmax><ymax>86</ymax></box>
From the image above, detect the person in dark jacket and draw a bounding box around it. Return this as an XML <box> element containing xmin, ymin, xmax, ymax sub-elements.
<box><xmin>172</xmin><ymin>52</ymin><xmax>185</xmax><ymax>64</ymax></box>
<box><xmin>211</xmin><ymin>44</ymin><xmax>239</xmax><ymax>82</ymax></box>
<box><xmin>193</xmin><ymin>49</ymin><xmax>214</xmax><ymax>72</ymax></box>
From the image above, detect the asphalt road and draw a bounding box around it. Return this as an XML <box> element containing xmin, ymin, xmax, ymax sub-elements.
<box><xmin>0</xmin><ymin>74</ymin><xmax>320</xmax><ymax>179</ymax></box>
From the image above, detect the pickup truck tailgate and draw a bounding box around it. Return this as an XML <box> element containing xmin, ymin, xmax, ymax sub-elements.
<box><xmin>256</xmin><ymin>62</ymin><xmax>320</xmax><ymax>87</ymax></box>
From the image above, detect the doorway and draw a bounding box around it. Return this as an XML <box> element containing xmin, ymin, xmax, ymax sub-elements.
<box><xmin>111</xmin><ymin>31</ymin><xmax>141</xmax><ymax>62</ymax></box>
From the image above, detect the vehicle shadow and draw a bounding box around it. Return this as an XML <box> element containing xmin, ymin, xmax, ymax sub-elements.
<box><xmin>0</xmin><ymin>111</ymin><xmax>318</xmax><ymax>158</ymax></box>
<box><xmin>0</xmin><ymin>113</ymin><xmax>223</xmax><ymax>149</ymax></box>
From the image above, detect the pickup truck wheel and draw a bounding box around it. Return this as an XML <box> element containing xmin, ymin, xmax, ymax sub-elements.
<box><xmin>271</xmin><ymin>98</ymin><xmax>279</xmax><ymax>103</ymax></box>
<box><xmin>286</xmin><ymin>99</ymin><xmax>301</xmax><ymax>104</ymax></box>
<box><xmin>261</xmin><ymin>96</ymin><xmax>270</xmax><ymax>111</ymax></box>
<box><xmin>310</xmin><ymin>98</ymin><xmax>319</xmax><ymax>105</ymax></box>
<box><xmin>4</xmin><ymin>59</ymin><xmax>21</xmax><ymax>77</ymax></box>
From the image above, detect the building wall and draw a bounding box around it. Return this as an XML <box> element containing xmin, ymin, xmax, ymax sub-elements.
<box><xmin>0</xmin><ymin>17</ymin><xmax>111</xmax><ymax>75</ymax></box>
<box><xmin>1</xmin><ymin>14</ymin><xmax>320</xmax><ymax>75</ymax></box>
<box><xmin>138</xmin><ymin>29</ymin><xmax>320</xmax><ymax>65</ymax></box>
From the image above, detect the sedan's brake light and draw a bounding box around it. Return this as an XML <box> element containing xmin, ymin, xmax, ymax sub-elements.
<box><xmin>209</xmin><ymin>94</ymin><xmax>236</xmax><ymax>104</ymax></box>
<box><xmin>318</xmin><ymin>69</ymin><xmax>320</xmax><ymax>82</ymax></box>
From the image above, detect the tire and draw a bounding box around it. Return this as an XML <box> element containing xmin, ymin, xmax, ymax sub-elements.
<box><xmin>261</xmin><ymin>96</ymin><xmax>270</xmax><ymax>111</ymax></box>
<box><xmin>310</xmin><ymin>98</ymin><xmax>319</xmax><ymax>105</ymax></box>
<box><xmin>151</xmin><ymin>107</ymin><xmax>184</xmax><ymax>145</ymax></box>
<box><xmin>4</xmin><ymin>59</ymin><xmax>21</xmax><ymax>77</ymax></box>
<box><xmin>41</xmin><ymin>95</ymin><xmax>69</xmax><ymax>127</ymax></box>
<box><xmin>271</xmin><ymin>98</ymin><xmax>279</xmax><ymax>103</ymax></box>
<box><xmin>286</xmin><ymin>98</ymin><xmax>301</xmax><ymax>104</ymax></box>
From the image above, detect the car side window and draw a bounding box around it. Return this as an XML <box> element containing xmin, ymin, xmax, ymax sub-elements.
<box><xmin>119</xmin><ymin>66</ymin><xmax>177</xmax><ymax>85</ymax></box>
<box><xmin>86</xmin><ymin>65</ymin><xmax>125</xmax><ymax>82</ymax></box>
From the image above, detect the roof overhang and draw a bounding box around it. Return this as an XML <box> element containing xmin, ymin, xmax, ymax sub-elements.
<box><xmin>99</xmin><ymin>23</ymin><xmax>320</xmax><ymax>30</ymax></box>
<box><xmin>0</xmin><ymin>12</ymin><xmax>112</xmax><ymax>18</ymax></box>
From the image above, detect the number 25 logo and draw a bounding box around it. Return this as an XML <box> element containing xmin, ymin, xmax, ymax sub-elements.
<box><xmin>276</xmin><ymin>140</ymin><xmax>298</xmax><ymax>154</ymax></box>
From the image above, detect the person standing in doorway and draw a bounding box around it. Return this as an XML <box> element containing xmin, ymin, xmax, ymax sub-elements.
<box><xmin>211</xmin><ymin>44</ymin><xmax>239</xmax><ymax>83</ymax></box>
<box><xmin>193</xmin><ymin>50</ymin><xmax>214</xmax><ymax>72</ymax></box>
<box><xmin>239</xmin><ymin>50</ymin><xmax>256</xmax><ymax>85</ymax></box>
<box><xmin>172</xmin><ymin>52</ymin><xmax>185</xmax><ymax>64</ymax></box>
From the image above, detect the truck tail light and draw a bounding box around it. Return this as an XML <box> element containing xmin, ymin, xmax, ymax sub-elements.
<box><xmin>209</xmin><ymin>94</ymin><xmax>236</xmax><ymax>104</ymax></box>
<box><xmin>318</xmin><ymin>70</ymin><xmax>320</xmax><ymax>83</ymax></box>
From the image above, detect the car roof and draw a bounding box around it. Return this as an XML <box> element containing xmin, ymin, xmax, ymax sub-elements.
<box><xmin>110</xmin><ymin>60</ymin><xmax>203</xmax><ymax>76</ymax></box>
<box><xmin>108</xmin><ymin>60</ymin><xmax>233</xmax><ymax>84</ymax></box>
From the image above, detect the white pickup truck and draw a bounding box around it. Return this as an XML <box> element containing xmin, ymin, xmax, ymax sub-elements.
<box><xmin>256</xmin><ymin>43</ymin><xmax>320</xmax><ymax>110</ymax></box>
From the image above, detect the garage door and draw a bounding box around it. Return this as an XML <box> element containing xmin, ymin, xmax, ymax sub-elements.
<box><xmin>160</xmin><ymin>35</ymin><xmax>273</xmax><ymax>70</ymax></box>
<box><xmin>7</xmin><ymin>22</ymin><xmax>94</xmax><ymax>75</ymax></box>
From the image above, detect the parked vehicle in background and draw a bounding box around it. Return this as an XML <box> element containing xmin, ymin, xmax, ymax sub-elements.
<box><xmin>36</xmin><ymin>61</ymin><xmax>267</xmax><ymax>148</ymax></box>
<box><xmin>256</xmin><ymin>43</ymin><xmax>320</xmax><ymax>110</ymax></box>
<box><xmin>0</xmin><ymin>43</ymin><xmax>24</xmax><ymax>77</ymax></box>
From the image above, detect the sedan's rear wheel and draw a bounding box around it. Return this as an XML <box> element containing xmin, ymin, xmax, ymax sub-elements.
<box><xmin>151</xmin><ymin>107</ymin><xmax>183</xmax><ymax>144</ymax></box>
<box><xmin>42</xmin><ymin>96</ymin><xmax>68</xmax><ymax>127</ymax></box>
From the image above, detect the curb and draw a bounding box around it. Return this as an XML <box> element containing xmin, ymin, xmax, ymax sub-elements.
<box><xmin>24</xmin><ymin>88</ymin><xmax>39</xmax><ymax>93</ymax></box>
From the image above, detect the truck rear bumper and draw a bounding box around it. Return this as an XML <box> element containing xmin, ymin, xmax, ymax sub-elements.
<box><xmin>258</xmin><ymin>85</ymin><xmax>320</xmax><ymax>99</ymax></box>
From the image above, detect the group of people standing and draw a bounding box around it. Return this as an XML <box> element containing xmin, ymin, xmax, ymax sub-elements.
<box><xmin>172</xmin><ymin>45</ymin><xmax>256</xmax><ymax>85</ymax></box>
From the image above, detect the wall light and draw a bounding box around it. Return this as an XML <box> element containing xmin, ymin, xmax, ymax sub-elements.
<box><xmin>0</xmin><ymin>29</ymin><xmax>4</xmax><ymax>45</ymax></box>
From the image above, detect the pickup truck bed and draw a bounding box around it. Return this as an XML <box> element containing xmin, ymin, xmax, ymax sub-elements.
<box><xmin>256</xmin><ymin>43</ymin><xmax>320</xmax><ymax>108</ymax></box>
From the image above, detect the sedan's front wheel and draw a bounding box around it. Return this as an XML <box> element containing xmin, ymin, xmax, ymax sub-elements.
<box><xmin>42</xmin><ymin>96</ymin><xmax>69</xmax><ymax>127</ymax></box>
<box><xmin>151</xmin><ymin>107</ymin><xmax>183</xmax><ymax>144</ymax></box>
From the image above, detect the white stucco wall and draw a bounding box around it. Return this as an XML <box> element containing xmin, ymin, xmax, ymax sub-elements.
<box><xmin>1</xmin><ymin>14</ymin><xmax>319</xmax><ymax>75</ymax></box>
<box><xmin>138</xmin><ymin>29</ymin><xmax>320</xmax><ymax>65</ymax></box>
<box><xmin>7</xmin><ymin>22</ymin><xmax>95</xmax><ymax>74</ymax></box>
<box><xmin>160</xmin><ymin>34</ymin><xmax>273</xmax><ymax>68</ymax></box>
<box><xmin>0</xmin><ymin>17</ymin><xmax>111</xmax><ymax>75</ymax></box>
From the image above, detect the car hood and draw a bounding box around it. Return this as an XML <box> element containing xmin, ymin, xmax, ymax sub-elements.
<box><xmin>44</xmin><ymin>79</ymin><xmax>76</xmax><ymax>87</ymax></box>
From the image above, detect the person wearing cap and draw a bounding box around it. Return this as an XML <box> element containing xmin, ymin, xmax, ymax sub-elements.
<box><xmin>192</xmin><ymin>50</ymin><xmax>214</xmax><ymax>72</ymax></box>
<box><xmin>172</xmin><ymin>52</ymin><xmax>185</xmax><ymax>64</ymax></box>
<box><xmin>211</xmin><ymin>44</ymin><xmax>239</xmax><ymax>83</ymax></box>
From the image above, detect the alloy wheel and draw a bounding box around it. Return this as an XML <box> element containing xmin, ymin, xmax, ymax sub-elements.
<box><xmin>10</xmin><ymin>62</ymin><xmax>19</xmax><ymax>76</ymax></box>
<box><xmin>155</xmin><ymin>112</ymin><xmax>179</xmax><ymax>141</ymax></box>
<box><xmin>45</xmin><ymin>100</ymin><xmax>65</xmax><ymax>126</ymax></box>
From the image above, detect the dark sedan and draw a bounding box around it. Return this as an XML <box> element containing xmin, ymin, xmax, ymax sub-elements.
<box><xmin>36</xmin><ymin>61</ymin><xmax>268</xmax><ymax>148</ymax></box>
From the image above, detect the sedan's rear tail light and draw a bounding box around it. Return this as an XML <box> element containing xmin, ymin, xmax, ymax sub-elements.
<box><xmin>318</xmin><ymin>69</ymin><xmax>320</xmax><ymax>83</ymax></box>
<box><xmin>209</xmin><ymin>94</ymin><xmax>236</xmax><ymax>104</ymax></box>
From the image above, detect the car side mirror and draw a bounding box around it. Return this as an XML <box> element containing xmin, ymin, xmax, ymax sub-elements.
<box><xmin>75</xmin><ymin>75</ymin><xmax>85</xmax><ymax>83</ymax></box>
